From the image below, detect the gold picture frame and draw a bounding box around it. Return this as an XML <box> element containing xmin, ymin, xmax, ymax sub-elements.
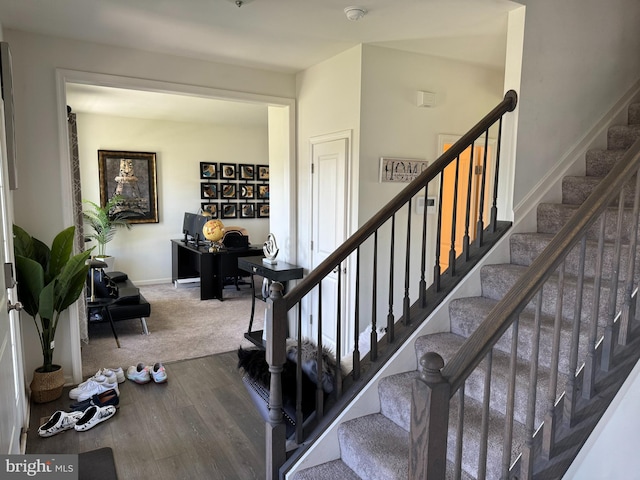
<box><xmin>98</xmin><ymin>150</ymin><xmax>159</xmax><ymax>223</ymax></box>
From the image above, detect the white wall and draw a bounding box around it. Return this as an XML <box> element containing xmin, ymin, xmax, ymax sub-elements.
<box><xmin>267</xmin><ymin>105</ymin><xmax>296</xmax><ymax>264</ymax></box>
<box><xmin>295</xmin><ymin>44</ymin><xmax>504</xmax><ymax>330</ymax></box>
<box><xmin>4</xmin><ymin>28</ymin><xmax>294</xmax><ymax>381</ymax></box>
<box><xmin>359</xmin><ymin>45</ymin><xmax>504</xmax><ymax>226</ymax></box>
<box><xmin>358</xmin><ymin>45</ymin><xmax>504</xmax><ymax>323</ymax></box>
<box><xmin>513</xmin><ymin>0</ymin><xmax>640</xmax><ymax>210</ymax></box>
<box><xmin>295</xmin><ymin>45</ymin><xmax>363</xmax><ymax>270</ymax></box>
<box><xmin>6</xmin><ymin>29</ymin><xmax>294</xmax><ymax>242</ymax></box>
<box><xmin>76</xmin><ymin>112</ymin><xmax>270</xmax><ymax>283</ymax></box>
<box><xmin>564</xmin><ymin>359</ymin><xmax>640</xmax><ymax>478</ymax></box>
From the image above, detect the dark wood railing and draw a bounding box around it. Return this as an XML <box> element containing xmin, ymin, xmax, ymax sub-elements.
<box><xmin>411</xmin><ymin>137</ymin><xmax>640</xmax><ymax>478</ymax></box>
<box><xmin>262</xmin><ymin>91</ymin><xmax>518</xmax><ymax>479</ymax></box>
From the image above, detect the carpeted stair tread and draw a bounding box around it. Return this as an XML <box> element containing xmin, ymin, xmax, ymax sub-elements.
<box><xmin>509</xmin><ymin>232</ymin><xmax>640</xmax><ymax>283</ymax></box>
<box><xmin>536</xmin><ymin>203</ymin><xmax>639</xmax><ymax>243</ymax></box>
<box><xmin>341</xmin><ymin>395</ymin><xmax>525</xmax><ymax>480</ymax></box>
<box><xmin>413</xmin><ymin>333</ymin><xmax>562</xmax><ymax>427</ymax></box>
<box><xmin>562</xmin><ymin>175</ymin><xmax>637</xmax><ymax>206</ymax></box>
<box><xmin>607</xmin><ymin>124</ymin><xmax>640</xmax><ymax>150</ymax></box>
<box><xmin>585</xmin><ymin>149</ymin><xmax>628</xmax><ymax>177</ymax></box>
<box><xmin>291</xmin><ymin>459</ymin><xmax>361</xmax><ymax>480</ymax></box>
<box><xmin>480</xmin><ymin>263</ymin><xmax>619</xmax><ymax>326</ymax></box>
<box><xmin>446</xmin><ymin>393</ymin><xmax>528</xmax><ymax>479</ymax></box>
<box><xmin>338</xmin><ymin>414</ymin><xmax>409</xmax><ymax>480</ymax></box>
<box><xmin>378</xmin><ymin>370</ymin><xmax>418</xmax><ymax>431</ymax></box>
<box><xmin>449</xmin><ymin>296</ymin><xmax>596</xmax><ymax>376</ymax></box>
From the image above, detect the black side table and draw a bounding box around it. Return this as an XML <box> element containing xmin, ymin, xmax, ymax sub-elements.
<box><xmin>237</xmin><ymin>256</ymin><xmax>304</xmax><ymax>348</ymax></box>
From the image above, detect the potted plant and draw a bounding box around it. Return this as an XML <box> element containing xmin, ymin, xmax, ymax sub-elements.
<box><xmin>14</xmin><ymin>224</ymin><xmax>92</xmax><ymax>403</ymax></box>
<box><xmin>83</xmin><ymin>195</ymin><xmax>131</xmax><ymax>269</ymax></box>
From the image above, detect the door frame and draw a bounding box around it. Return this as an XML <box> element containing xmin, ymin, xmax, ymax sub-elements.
<box><xmin>307</xmin><ymin>130</ymin><xmax>353</xmax><ymax>355</ymax></box>
<box><xmin>54</xmin><ymin>69</ymin><xmax>297</xmax><ymax>383</ymax></box>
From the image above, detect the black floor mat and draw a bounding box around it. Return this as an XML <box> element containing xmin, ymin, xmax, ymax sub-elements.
<box><xmin>79</xmin><ymin>447</ymin><xmax>117</xmax><ymax>480</ymax></box>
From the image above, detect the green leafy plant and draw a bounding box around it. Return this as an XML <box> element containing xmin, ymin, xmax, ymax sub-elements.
<box><xmin>82</xmin><ymin>195</ymin><xmax>131</xmax><ymax>257</ymax></box>
<box><xmin>14</xmin><ymin>225</ymin><xmax>92</xmax><ymax>372</ymax></box>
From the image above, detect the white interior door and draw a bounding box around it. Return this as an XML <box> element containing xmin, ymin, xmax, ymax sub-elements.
<box><xmin>0</xmin><ymin>103</ymin><xmax>25</xmax><ymax>454</ymax></box>
<box><xmin>310</xmin><ymin>132</ymin><xmax>350</xmax><ymax>355</ymax></box>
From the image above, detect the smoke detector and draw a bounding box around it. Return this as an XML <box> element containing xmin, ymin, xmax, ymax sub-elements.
<box><xmin>344</xmin><ymin>6</ymin><xmax>367</xmax><ymax>21</ymax></box>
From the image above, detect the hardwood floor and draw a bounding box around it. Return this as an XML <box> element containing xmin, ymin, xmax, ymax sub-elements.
<box><xmin>26</xmin><ymin>352</ymin><xmax>266</xmax><ymax>479</ymax></box>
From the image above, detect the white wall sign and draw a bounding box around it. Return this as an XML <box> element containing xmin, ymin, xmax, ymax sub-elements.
<box><xmin>379</xmin><ymin>157</ymin><xmax>428</xmax><ymax>183</ymax></box>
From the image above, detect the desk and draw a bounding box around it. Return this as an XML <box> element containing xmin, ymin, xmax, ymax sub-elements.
<box><xmin>238</xmin><ymin>256</ymin><xmax>304</xmax><ymax>348</ymax></box>
<box><xmin>171</xmin><ymin>240</ymin><xmax>262</xmax><ymax>300</ymax></box>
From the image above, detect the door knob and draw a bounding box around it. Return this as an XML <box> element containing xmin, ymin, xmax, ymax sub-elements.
<box><xmin>7</xmin><ymin>300</ymin><xmax>22</xmax><ymax>313</ymax></box>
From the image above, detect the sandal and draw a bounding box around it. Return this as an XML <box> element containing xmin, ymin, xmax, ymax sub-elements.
<box><xmin>38</xmin><ymin>410</ymin><xmax>84</xmax><ymax>437</ymax></box>
<box><xmin>74</xmin><ymin>405</ymin><xmax>117</xmax><ymax>432</ymax></box>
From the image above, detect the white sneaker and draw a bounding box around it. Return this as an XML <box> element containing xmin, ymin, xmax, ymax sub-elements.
<box><xmin>69</xmin><ymin>368</ymin><xmax>123</xmax><ymax>399</ymax></box>
<box><xmin>150</xmin><ymin>363</ymin><xmax>167</xmax><ymax>383</ymax></box>
<box><xmin>38</xmin><ymin>410</ymin><xmax>84</xmax><ymax>437</ymax></box>
<box><xmin>74</xmin><ymin>379</ymin><xmax>120</xmax><ymax>403</ymax></box>
<box><xmin>107</xmin><ymin>367</ymin><xmax>126</xmax><ymax>384</ymax></box>
<box><xmin>74</xmin><ymin>405</ymin><xmax>117</xmax><ymax>432</ymax></box>
<box><xmin>126</xmin><ymin>363</ymin><xmax>151</xmax><ymax>384</ymax></box>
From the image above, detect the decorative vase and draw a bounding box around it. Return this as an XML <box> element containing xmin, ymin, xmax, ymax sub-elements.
<box><xmin>30</xmin><ymin>365</ymin><xmax>64</xmax><ymax>403</ymax></box>
<box><xmin>96</xmin><ymin>255</ymin><xmax>115</xmax><ymax>272</ymax></box>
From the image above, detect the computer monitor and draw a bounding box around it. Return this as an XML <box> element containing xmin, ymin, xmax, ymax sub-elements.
<box><xmin>182</xmin><ymin>212</ymin><xmax>199</xmax><ymax>242</ymax></box>
<box><xmin>183</xmin><ymin>212</ymin><xmax>215</xmax><ymax>245</ymax></box>
<box><xmin>192</xmin><ymin>214</ymin><xmax>209</xmax><ymax>244</ymax></box>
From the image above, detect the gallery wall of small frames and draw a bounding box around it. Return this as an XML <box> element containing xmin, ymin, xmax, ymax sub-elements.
<box><xmin>199</xmin><ymin>162</ymin><xmax>269</xmax><ymax>220</ymax></box>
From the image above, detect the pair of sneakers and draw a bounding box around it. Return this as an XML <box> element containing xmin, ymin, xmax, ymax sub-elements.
<box><xmin>126</xmin><ymin>362</ymin><xmax>167</xmax><ymax>384</ymax></box>
<box><xmin>69</xmin><ymin>367</ymin><xmax>125</xmax><ymax>402</ymax></box>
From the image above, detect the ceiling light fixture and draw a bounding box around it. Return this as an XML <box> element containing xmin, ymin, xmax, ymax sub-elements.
<box><xmin>344</xmin><ymin>6</ymin><xmax>367</xmax><ymax>21</ymax></box>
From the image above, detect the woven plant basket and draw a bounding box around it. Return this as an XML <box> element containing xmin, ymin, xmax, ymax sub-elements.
<box><xmin>30</xmin><ymin>366</ymin><xmax>64</xmax><ymax>404</ymax></box>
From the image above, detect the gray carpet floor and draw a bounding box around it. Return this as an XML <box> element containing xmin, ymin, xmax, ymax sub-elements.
<box><xmin>81</xmin><ymin>280</ymin><xmax>263</xmax><ymax>377</ymax></box>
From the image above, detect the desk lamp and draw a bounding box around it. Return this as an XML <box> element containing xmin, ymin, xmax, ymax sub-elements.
<box><xmin>86</xmin><ymin>258</ymin><xmax>108</xmax><ymax>302</ymax></box>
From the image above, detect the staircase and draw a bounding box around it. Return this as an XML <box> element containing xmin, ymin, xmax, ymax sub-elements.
<box><xmin>290</xmin><ymin>103</ymin><xmax>640</xmax><ymax>479</ymax></box>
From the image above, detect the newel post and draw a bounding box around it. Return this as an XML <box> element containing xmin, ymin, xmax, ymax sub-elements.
<box><xmin>265</xmin><ymin>282</ymin><xmax>287</xmax><ymax>480</ymax></box>
<box><xmin>409</xmin><ymin>352</ymin><xmax>450</xmax><ymax>480</ymax></box>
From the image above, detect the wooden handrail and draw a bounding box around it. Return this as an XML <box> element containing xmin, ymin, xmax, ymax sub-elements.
<box><xmin>442</xmin><ymin>137</ymin><xmax>640</xmax><ymax>394</ymax></box>
<box><xmin>283</xmin><ymin>90</ymin><xmax>518</xmax><ymax>309</ymax></box>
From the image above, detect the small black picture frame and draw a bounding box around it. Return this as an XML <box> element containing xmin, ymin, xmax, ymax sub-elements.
<box><xmin>222</xmin><ymin>203</ymin><xmax>238</xmax><ymax>219</ymax></box>
<box><xmin>200</xmin><ymin>162</ymin><xmax>217</xmax><ymax>179</ymax></box>
<box><xmin>257</xmin><ymin>203</ymin><xmax>270</xmax><ymax>218</ymax></box>
<box><xmin>240</xmin><ymin>164</ymin><xmax>255</xmax><ymax>180</ymax></box>
<box><xmin>201</xmin><ymin>203</ymin><xmax>218</xmax><ymax>218</ymax></box>
<box><xmin>257</xmin><ymin>184</ymin><xmax>269</xmax><ymax>200</ymax></box>
<box><xmin>240</xmin><ymin>203</ymin><xmax>255</xmax><ymax>218</ymax></box>
<box><xmin>221</xmin><ymin>183</ymin><xmax>237</xmax><ymax>199</ymax></box>
<box><xmin>200</xmin><ymin>183</ymin><xmax>218</xmax><ymax>199</ymax></box>
<box><xmin>240</xmin><ymin>184</ymin><xmax>255</xmax><ymax>199</ymax></box>
<box><xmin>221</xmin><ymin>163</ymin><xmax>236</xmax><ymax>180</ymax></box>
<box><xmin>257</xmin><ymin>164</ymin><xmax>269</xmax><ymax>181</ymax></box>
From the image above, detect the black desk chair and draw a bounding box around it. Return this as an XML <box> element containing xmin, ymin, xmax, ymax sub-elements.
<box><xmin>222</xmin><ymin>227</ymin><xmax>251</xmax><ymax>290</ymax></box>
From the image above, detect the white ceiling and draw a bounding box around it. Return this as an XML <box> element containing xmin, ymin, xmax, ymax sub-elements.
<box><xmin>0</xmin><ymin>0</ymin><xmax>520</xmax><ymax>124</ymax></box>
<box><xmin>65</xmin><ymin>83</ymin><xmax>269</xmax><ymax>126</ymax></box>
